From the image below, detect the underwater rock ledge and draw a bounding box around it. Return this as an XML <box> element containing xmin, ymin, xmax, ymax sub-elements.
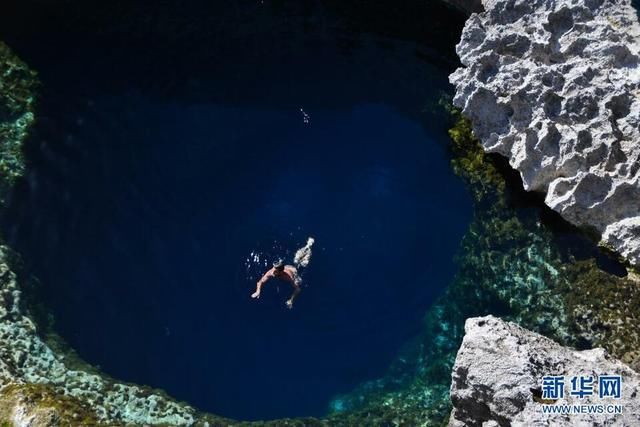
<box><xmin>450</xmin><ymin>0</ymin><xmax>640</xmax><ymax>267</ymax></box>
<box><xmin>0</xmin><ymin>43</ymin><xmax>35</xmax><ymax>207</ymax></box>
<box><xmin>449</xmin><ymin>316</ymin><xmax>640</xmax><ymax>426</ymax></box>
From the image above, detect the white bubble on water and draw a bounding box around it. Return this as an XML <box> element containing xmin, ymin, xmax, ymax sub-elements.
<box><xmin>293</xmin><ymin>237</ymin><xmax>315</xmax><ymax>268</ymax></box>
<box><xmin>300</xmin><ymin>107</ymin><xmax>311</xmax><ymax>125</ymax></box>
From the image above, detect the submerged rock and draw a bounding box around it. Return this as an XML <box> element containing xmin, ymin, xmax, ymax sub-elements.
<box><xmin>450</xmin><ymin>0</ymin><xmax>640</xmax><ymax>267</ymax></box>
<box><xmin>0</xmin><ymin>42</ymin><xmax>36</xmax><ymax>206</ymax></box>
<box><xmin>449</xmin><ymin>316</ymin><xmax>640</xmax><ymax>426</ymax></box>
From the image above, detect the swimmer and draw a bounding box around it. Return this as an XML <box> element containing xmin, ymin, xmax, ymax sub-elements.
<box><xmin>251</xmin><ymin>259</ymin><xmax>301</xmax><ymax>309</ymax></box>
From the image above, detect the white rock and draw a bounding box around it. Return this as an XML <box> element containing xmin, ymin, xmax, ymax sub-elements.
<box><xmin>450</xmin><ymin>0</ymin><xmax>640</xmax><ymax>267</ymax></box>
<box><xmin>603</xmin><ymin>217</ymin><xmax>640</xmax><ymax>266</ymax></box>
<box><xmin>449</xmin><ymin>316</ymin><xmax>640</xmax><ymax>426</ymax></box>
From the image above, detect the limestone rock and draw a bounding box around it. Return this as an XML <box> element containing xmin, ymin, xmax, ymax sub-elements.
<box><xmin>603</xmin><ymin>217</ymin><xmax>640</xmax><ymax>266</ymax></box>
<box><xmin>450</xmin><ymin>0</ymin><xmax>640</xmax><ymax>267</ymax></box>
<box><xmin>449</xmin><ymin>316</ymin><xmax>640</xmax><ymax>426</ymax></box>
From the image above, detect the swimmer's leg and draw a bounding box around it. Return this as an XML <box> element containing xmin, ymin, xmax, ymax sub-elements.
<box><xmin>286</xmin><ymin>284</ymin><xmax>301</xmax><ymax>309</ymax></box>
<box><xmin>293</xmin><ymin>237</ymin><xmax>315</xmax><ymax>269</ymax></box>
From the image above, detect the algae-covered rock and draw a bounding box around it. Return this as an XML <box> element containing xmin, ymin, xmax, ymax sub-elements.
<box><xmin>562</xmin><ymin>259</ymin><xmax>640</xmax><ymax>372</ymax></box>
<box><xmin>0</xmin><ymin>383</ymin><xmax>100</xmax><ymax>427</ymax></box>
<box><xmin>0</xmin><ymin>42</ymin><xmax>36</xmax><ymax>205</ymax></box>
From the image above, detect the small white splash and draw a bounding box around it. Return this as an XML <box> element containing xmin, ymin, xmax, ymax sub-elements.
<box><xmin>300</xmin><ymin>107</ymin><xmax>311</xmax><ymax>125</ymax></box>
<box><xmin>294</xmin><ymin>237</ymin><xmax>315</xmax><ymax>268</ymax></box>
<box><xmin>246</xmin><ymin>251</ymin><xmax>266</xmax><ymax>275</ymax></box>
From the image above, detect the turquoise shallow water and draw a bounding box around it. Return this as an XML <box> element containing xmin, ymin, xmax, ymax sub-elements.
<box><xmin>0</xmin><ymin>0</ymin><xmax>473</xmax><ymax>420</ymax></box>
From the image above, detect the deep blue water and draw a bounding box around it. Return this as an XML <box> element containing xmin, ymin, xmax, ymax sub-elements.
<box><xmin>1</xmin><ymin>0</ymin><xmax>471</xmax><ymax>420</ymax></box>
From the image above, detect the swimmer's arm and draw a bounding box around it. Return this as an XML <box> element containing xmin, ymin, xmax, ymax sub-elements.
<box><xmin>257</xmin><ymin>269</ymin><xmax>274</xmax><ymax>285</ymax></box>
<box><xmin>252</xmin><ymin>268</ymin><xmax>274</xmax><ymax>298</ymax></box>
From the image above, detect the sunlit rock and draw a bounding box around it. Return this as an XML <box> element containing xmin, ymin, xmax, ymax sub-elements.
<box><xmin>450</xmin><ymin>0</ymin><xmax>640</xmax><ymax>267</ymax></box>
<box><xmin>449</xmin><ymin>316</ymin><xmax>640</xmax><ymax>426</ymax></box>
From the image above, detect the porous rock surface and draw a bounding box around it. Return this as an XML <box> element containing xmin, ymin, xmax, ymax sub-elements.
<box><xmin>450</xmin><ymin>0</ymin><xmax>640</xmax><ymax>267</ymax></box>
<box><xmin>449</xmin><ymin>316</ymin><xmax>640</xmax><ymax>426</ymax></box>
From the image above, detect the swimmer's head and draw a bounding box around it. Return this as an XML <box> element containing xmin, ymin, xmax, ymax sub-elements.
<box><xmin>273</xmin><ymin>259</ymin><xmax>285</xmax><ymax>272</ymax></box>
